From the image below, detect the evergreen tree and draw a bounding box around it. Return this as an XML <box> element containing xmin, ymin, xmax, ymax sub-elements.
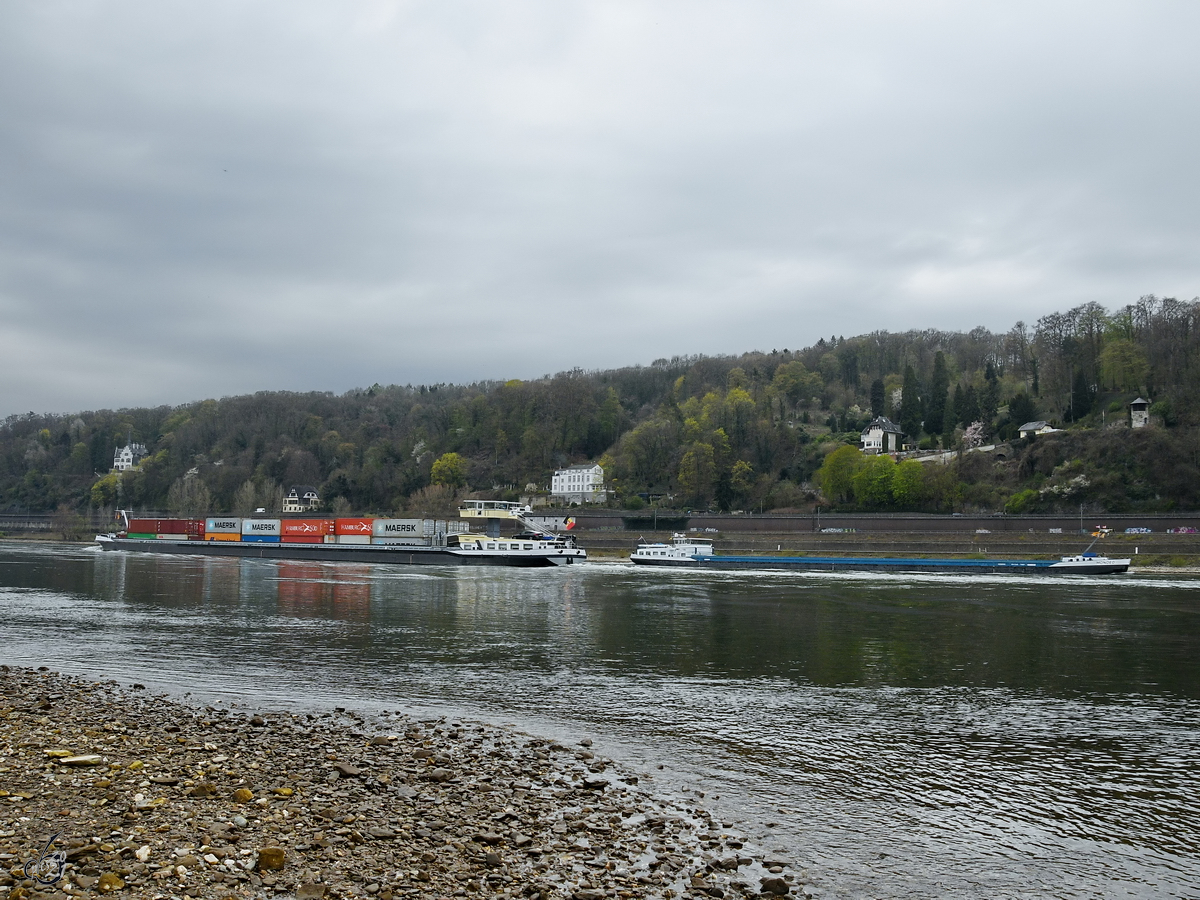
<box><xmin>959</xmin><ymin>384</ymin><xmax>981</xmax><ymax>427</ymax></box>
<box><xmin>947</xmin><ymin>384</ymin><xmax>963</xmax><ymax>433</ymax></box>
<box><xmin>900</xmin><ymin>365</ymin><xmax>922</xmax><ymax>438</ymax></box>
<box><xmin>981</xmin><ymin>379</ymin><xmax>1000</xmax><ymax>425</ymax></box>
<box><xmin>1008</xmin><ymin>392</ymin><xmax>1037</xmax><ymax>428</ymax></box>
<box><xmin>1070</xmin><ymin>368</ymin><xmax>1094</xmax><ymax>421</ymax></box>
<box><xmin>926</xmin><ymin>352</ymin><xmax>950</xmax><ymax>438</ymax></box>
<box><xmin>869</xmin><ymin>378</ymin><xmax>886</xmax><ymax>418</ymax></box>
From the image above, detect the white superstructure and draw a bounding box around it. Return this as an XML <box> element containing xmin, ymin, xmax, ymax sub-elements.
<box><xmin>630</xmin><ymin>533</ymin><xmax>714</xmax><ymax>563</ymax></box>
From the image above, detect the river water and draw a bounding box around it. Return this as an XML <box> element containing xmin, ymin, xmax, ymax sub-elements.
<box><xmin>1</xmin><ymin>542</ymin><xmax>1197</xmax><ymax>898</ymax></box>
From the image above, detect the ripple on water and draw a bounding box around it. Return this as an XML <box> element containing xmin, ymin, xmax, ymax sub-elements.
<box><xmin>0</xmin><ymin>545</ymin><xmax>1197</xmax><ymax>899</ymax></box>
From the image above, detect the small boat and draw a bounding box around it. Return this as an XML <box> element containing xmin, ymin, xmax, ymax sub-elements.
<box><xmin>629</xmin><ymin>534</ymin><xmax>1131</xmax><ymax>575</ymax></box>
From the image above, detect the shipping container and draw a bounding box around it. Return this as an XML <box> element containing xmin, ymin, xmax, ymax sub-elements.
<box><xmin>206</xmin><ymin>517</ymin><xmax>241</xmax><ymax>534</ymax></box>
<box><xmin>335</xmin><ymin>518</ymin><xmax>374</xmax><ymax>536</ymax></box>
<box><xmin>371</xmin><ymin>518</ymin><xmax>423</xmax><ymax>538</ymax></box>
<box><xmin>372</xmin><ymin>536</ymin><xmax>428</xmax><ymax>545</ymax></box>
<box><xmin>281</xmin><ymin>535</ymin><xmax>324</xmax><ymax>544</ymax></box>
<box><xmin>336</xmin><ymin>535</ymin><xmax>372</xmax><ymax>544</ymax></box>
<box><xmin>282</xmin><ymin>519</ymin><xmax>335</xmax><ymax>537</ymax></box>
<box><xmin>204</xmin><ymin>533</ymin><xmax>242</xmax><ymax>542</ymax></box>
<box><xmin>128</xmin><ymin>518</ymin><xmax>204</xmax><ymax>535</ymax></box>
<box><xmin>125</xmin><ymin>533</ymin><xmax>155</xmax><ymax>540</ymax></box>
<box><xmin>241</xmin><ymin>518</ymin><xmax>282</xmax><ymax>536</ymax></box>
<box><xmin>242</xmin><ymin>534</ymin><xmax>281</xmax><ymax>543</ymax></box>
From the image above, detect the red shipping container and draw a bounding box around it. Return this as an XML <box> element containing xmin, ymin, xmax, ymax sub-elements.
<box><xmin>127</xmin><ymin>518</ymin><xmax>204</xmax><ymax>535</ymax></box>
<box><xmin>335</xmin><ymin>518</ymin><xmax>374</xmax><ymax>536</ymax></box>
<box><xmin>282</xmin><ymin>535</ymin><xmax>325</xmax><ymax>543</ymax></box>
<box><xmin>282</xmin><ymin>519</ymin><xmax>334</xmax><ymax>537</ymax></box>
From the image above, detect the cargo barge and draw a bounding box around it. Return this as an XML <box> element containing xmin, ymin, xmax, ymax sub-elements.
<box><xmin>630</xmin><ymin>534</ymin><xmax>1131</xmax><ymax>575</ymax></box>
<box><xmin>96</xmin><ymin>511</ymin><xmax>585</xmax><ymax>567</ymax></box>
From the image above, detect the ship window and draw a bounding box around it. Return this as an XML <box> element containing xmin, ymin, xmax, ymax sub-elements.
<box><xmin>487</xmin><ymin>543</ymin><xmax>496</xmax><ymax>550</ymax></box>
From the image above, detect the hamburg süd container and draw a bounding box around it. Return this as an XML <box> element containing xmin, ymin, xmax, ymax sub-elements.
<box><xmin>282</xmin><ymin>519</ymin><xmax>335</xmax><ymax>536</ymax></box>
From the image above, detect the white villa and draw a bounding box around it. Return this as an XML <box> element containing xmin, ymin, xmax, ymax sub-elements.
<box><xmin>551</xmin><ymin>463</ymin><xmax>607</xmax><ymax>505</ymax></box>
<box><xmin>113</xmin><ymin>442</ymin><xmax>148</xmax><ymax>471</ymax></box>
<box><xmin>860</xmin><ymin>417</ymin><xmax>905</xmax><ymax>454</ymax></box>
<box><xmin>283</xmin><ymin>485</ymin><xmax>321</xmax><ymax>513</ymax></box>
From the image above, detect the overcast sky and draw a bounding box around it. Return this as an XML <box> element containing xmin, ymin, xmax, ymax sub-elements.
<box><xmin>2</xmin><ymin>1</ymin><xmax>1198</xmax><ymax>418</ymax></box>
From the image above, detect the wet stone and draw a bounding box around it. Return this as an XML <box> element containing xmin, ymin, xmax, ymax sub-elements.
<box><xmin>0</xmin><ymin>666</ymin><xmax>776</xmax><ymax>900</ymax></box>
<box><xmin>97</xmin><ymin>873</ymin><xmax>125</xmax><ymax>892</ymax></box>
<box><xmin>256</xmin><ymin>847</ymin><xmax>287</xmax><ymax>871</ymax></box>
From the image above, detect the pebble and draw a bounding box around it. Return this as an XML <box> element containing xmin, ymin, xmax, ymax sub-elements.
<box><xmin>0</xmin><ymin>666</ymin><xmax>808</xmax><ymax>899</ymax></box>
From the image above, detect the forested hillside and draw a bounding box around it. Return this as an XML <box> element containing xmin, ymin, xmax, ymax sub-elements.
<box><xmin>3</xmin><ymin>294</ymin><xmax>1198</xmax><ymax>517</ymax></box>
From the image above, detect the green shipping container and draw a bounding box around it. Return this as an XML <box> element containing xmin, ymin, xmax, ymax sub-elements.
<box><xmin>125</xmin><ymin>533</ymin><xmax>155</xmax><ymax>540</ymax></box>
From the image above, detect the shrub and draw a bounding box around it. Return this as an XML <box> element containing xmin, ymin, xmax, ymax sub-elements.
<box><xmin>1005</xmin><ymin>489</ymin><xmax>1040</xmax><ymax>515</ymax></box>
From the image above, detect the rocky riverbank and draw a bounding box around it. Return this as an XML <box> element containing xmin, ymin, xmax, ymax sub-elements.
<box><xmin>0</xmin><ymin>668</ymin><xmax>804</xmax><ymax>900</ymax></box>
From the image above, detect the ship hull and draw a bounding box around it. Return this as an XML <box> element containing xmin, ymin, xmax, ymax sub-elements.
<box><xmin>97</xmin><ymin>537</ymin><xmax>580</xmax><ymax>567</ymax></box>
<box><xmin>630</xmin><ymin>554</ymin><xmax>1130</xmax><ymax>575</ymax></box>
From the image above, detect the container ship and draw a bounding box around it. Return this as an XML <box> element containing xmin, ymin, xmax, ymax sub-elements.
<box><xmin>96</xmin><ymin>503</ymin><xmax>584</xmax><ymax>567</ymax></box>
<box><xmin>630</xmin><ymin>533</ymin><xmax>1130</xmax><ymax>575</ymax></box>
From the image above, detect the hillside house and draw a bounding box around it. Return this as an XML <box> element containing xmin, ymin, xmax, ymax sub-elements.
<box><xmin>1129</xmin><ymin>398</ymin><xmax>1150</xmax><ymax>429</ymax></box>
<box><xmin>551</xmin><ymin>463</ymin><xmax>607</xmax><ymax>505</ymax></box>
<box><xmin>860</xmin><ymin>417</ymin><xmax>905</xmax><ymax>454</ymax></box>
<box><xmin>283</xmin><ymin>485</ymin><xmax>321</xmax><ymax>513</ymax></box>
<box><xmin>113</xmin><ymin>442</ymin><xmax>148</xmax><ymax>472</ymax></box>
<box><xmin>1018</xmin><ymin>421</ymin><xmax>1057</xmax><ymax>438</ymax></box>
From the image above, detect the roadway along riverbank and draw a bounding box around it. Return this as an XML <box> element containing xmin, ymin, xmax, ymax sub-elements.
<box><xmin>0</xmin><ymin>668</ymin><xmax>804</xmax><ymax>900</ymax></box>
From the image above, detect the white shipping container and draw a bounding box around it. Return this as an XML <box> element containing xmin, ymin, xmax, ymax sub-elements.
<box><xmin>206</xmin><ymin>517</ymin><xmax>241</xmax><ymax>534</ymax></box>
<box><xmin>372</xmin><ymin>518</ymin><xmax>423</xmax><ymax>538</ymax></box>
<box><xmin>372</xmin><ymin>536</ymin><xmax>427</xmax><ymax>545</ymax></box>
<box><xmin>336</xmin><ymin>535</ymin><xmax>372</xmax><ymax>544</ymax></box>
<box><xmin>241</xmin><ymin>518</ymin><xmax>282</xmax><ymax>536</ymax></box>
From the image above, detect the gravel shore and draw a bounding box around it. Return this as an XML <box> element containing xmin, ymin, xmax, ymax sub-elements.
<box><xmin>1</xmin><ymin>668</ymin><xmax>803</xmax><ymax>900</ymax></box>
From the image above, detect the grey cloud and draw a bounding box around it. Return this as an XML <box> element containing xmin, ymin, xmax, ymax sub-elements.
<box><xmin>2</xmin><ymin>1</ymin><xmax>1198</xmax><ymax>416</ymax></box>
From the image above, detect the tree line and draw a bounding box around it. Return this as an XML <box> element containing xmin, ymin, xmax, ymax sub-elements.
<box><xmin>2</xmin><ymin>294</ymin><xmax>1197</xmax><ymax>517</ymax></box>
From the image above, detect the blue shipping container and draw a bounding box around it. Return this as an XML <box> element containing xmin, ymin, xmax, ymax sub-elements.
<box><xmin>241</xmin><ymin>535</ymin><xmax>281</xmax><ymax>543</ymax></box>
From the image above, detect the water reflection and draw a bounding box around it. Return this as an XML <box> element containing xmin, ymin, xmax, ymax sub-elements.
<box><xmin>1</xmin><ymin>543</ymin><xmax>1197</xmax><ymax>899</ymax></box>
